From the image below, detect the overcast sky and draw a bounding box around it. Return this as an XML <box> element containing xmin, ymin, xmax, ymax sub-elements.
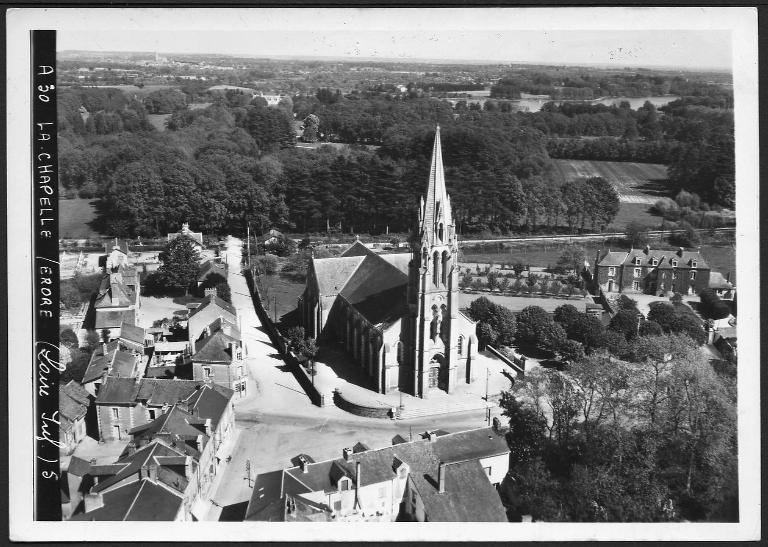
<box><xmin>56</xmin><ymin>9</ymin><xmax>733</xmax><ymax>70</ymax></box>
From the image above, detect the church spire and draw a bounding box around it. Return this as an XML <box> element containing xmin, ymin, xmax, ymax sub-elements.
<box><xmin>420</xmin><ymin>125</ymin><xmax>452</xmax><ymax>245</ymax></box>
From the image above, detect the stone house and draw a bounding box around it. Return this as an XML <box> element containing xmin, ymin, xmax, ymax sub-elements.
<box><xmin>187</xmin><ymin>294</ymin><xmax>238</xmax><ymax>345</ymax></box>
<box><xmin>94</xmin><ymin>377</ymin><xmax>233</xmax><ymax>442</ymax></box>
<box><xmin>189</xmin><ymin>317</ymin><xmax>247</xmax><ymax>394</ymax></box>
<box><xmin>594</xmin><ymin>245</ymin><xmax>711</xmax><ymax>296</ymax></box>
<box><xmin>59</xmin><ymin>380</ymin><xmax>95</xmax><ymax>455</ymax></box>
<box><xmin>245</xmin><ymin>427</ymin><xmax>510</xmax><ymax>522</ymax></box>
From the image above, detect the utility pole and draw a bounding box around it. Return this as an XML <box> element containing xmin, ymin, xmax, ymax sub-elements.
<box><xmin>485</xmin><ymin>367</ymin><xmax>490</xmax><ymax>402</ymax></box>
<box><xmin>274</xmin><ymin>296</ymin><xmax>277</xmax><ymax>322</ymax></box>
<box><xmin>246</xmin><ymin>223</ymin><xmax>251</xmax><ymax>268</ymax></box>
<box><xmin>245</xmin><ymin>459</ymin><xmax>252</xmax><ymax>488</ymax></box>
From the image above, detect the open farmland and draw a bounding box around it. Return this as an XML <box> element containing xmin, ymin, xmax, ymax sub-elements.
<box><xmin>552</xmin><ymin>159</ymin><xmax>670</xmax><ymax>204</ymax></box>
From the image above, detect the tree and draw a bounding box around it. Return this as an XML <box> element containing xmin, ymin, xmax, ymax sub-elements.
<box><xmin>157</xmin><ymin>237</ymin><xmax>202</xmax><ymax>294</ymax></box>
<box><xmin>500</xmin><ymin>392</ymin><xmax>547</xmax><ymax>465</ymax></box>
<box><xmin>647</xmin><ymin>302</ymin><xmax>677</xmax><ymax>331</ymax></box>
<box><xmin>566</xmin><ymin>312</ymin><xmax>606</xmax><ymax>353</ymax></box>
<box><xmin>557</xmin><ymin>245</ymin><xmax>586</xmax><ymax>273</ymax></box>
<box><xmin>253</xmin><ymin>254</ymin><xmax>279</xmax><ymax>276</ymax></box>
<box><xmin>60</xmin><ymin>329</ymin><xmax>80</xmax><ymax>350</ymax></box>
<box><xmin>670</xmin><ymin>314</ymin><xmax>706</xmax><ymax>345</ymax></box>
<box><xmin>603</xmin><ymin>330</ymin><xmax>633</xmax><ymax>359</ymax></box>
<box><xmin>476</xmin><ymin>322</ymin><xmax>498</xmax><ymax>350</ymax></box>
<box><xmin>515</xmin><ymin>306</ymin><xmax>551</xmax><ymax>347</ymax></box>
<box><xmin>557</xmin><ymin>339</ymin><xmax>585</xmax><ymax>364</ymax></box>
<box><xmin>285</xmin><ymin>326</ymin><xmax>306</xmax><ymax>353</ymax></box>
<box><xmin>513</xmin><ymin>262</ymin><xmax>526</xmax><ymax>276</ymax></box>
<box><xmin>616</xmin><ymin>294</ymin><xmax>639</xmax><ymax>312</ymax></box>
<box><xmin>553</xmin><ymin>304</ymin><xmax>581</xmax><ymax>330</ymax></box>
<box><xmin>215</xmin><ymin>282</ymin><xmax>232</xmax><ymax>303</ymax></box>
<box><xmin>608</xmin><ymin>309</ymin><xmax>640</xmax><ymax>340</ymax></box>
<box><xmin>639</xmin><ymin>320</ymin><xmax>664</xmax><ymax>337</ymax></box>
<box><xmin>302</xmin><ymin>114</ymin><xmax>320</xmax><ymax>142</ymax></box>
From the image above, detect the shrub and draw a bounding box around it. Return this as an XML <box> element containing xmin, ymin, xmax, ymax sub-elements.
<box><xmin>253</xmin><ymin>254</ymin><xmax>279</xmax><ymax>276</ymax></box>
<box><xmin>639</xmin><ymin>320</ymin><xmax>663</xmax><ymax>337</ymax></box>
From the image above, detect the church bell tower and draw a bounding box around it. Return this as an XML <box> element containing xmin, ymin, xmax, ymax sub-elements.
<box><xmin>407</xmin><ymin>126</ymin><xmax>461</xmax><ymax>398</ymax></box>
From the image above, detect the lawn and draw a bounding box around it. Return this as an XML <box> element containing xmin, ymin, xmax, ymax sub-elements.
<box><xmin>255</xmin><ymin>273</ymin><xmax>305</xmax><ymax>326</ymax></box>
<box><xmin>551</xmin><ymin>159</ymin><xmax>671</xmax><ymax>204</ymax></box>
<box><xmin>60</xmin><ymin>197</ymin><xmax>102</xmax><ymax>239</ymax></box>
<box><xmin>147</xmin><ymin>113</ymin><xmax>170</xmax><ymax>131</ymax></box>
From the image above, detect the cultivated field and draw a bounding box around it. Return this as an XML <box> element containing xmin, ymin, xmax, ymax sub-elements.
<box><xmin>147</xmin><ymin>113</ymin><xmax>171</xmax><ymax>132</ymax></box>
<box><xmin>552</xmin><ymin>159</ymin><xmax>670</xmax><ymax>204</ymax></box>
<box><xmin>59</xmin><ymin>198</ymin><xmax>102</xmax><ymax>239</ymax></box>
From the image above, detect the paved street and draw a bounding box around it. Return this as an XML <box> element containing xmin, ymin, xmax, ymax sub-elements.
<box><xmin>203</xmin><ymin>235</ymin><xmax>511</xmax><ymax>520</ymax></box>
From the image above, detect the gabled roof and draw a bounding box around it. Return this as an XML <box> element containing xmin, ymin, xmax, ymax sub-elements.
<box><xmin>188</xmin><ymin>295</ymin><xmax>237</xmax><ymax>321</ymax></box>
<box><xmin>310</xmin><ymin>255</ymin><xmax>365</xmax><ymax>296</ymax></box>
<box><xmin>197</xmin><ymin>260</ymin><xmax>227</xmax><ymax>282</ymax></box>
<box><xmin>128</xmin><ymin>404</ymin><xmax>207</xmax><ymax>442</ymax></box>
<box><xmin>59</xmin><ymin>381</ymin><xmax>91</xmax><ymax>430</ymax></box>
<box><xmin>91</xmin><ymin>440</ymin><xmax>189</xmax><ymax>495</ymax></box>
<box><xmin>339</xmin><ymin>254</ymin><xmax>408</xmax><ymax>306</ymax></box>
<box><xmin>119</xmin><ymin>322</ymin><xmax>145</xmax><ymax>346</ymax></box>
<box><xmin>67</xmin><ymin>456</ymin><xmax>92</xmax><ymax>477</ymax></box>
<box><xmin>193</xmin><ymin>329</ymin><xmax>239</xmax><ymax>363</ymax></box>
<box><xmin>96</xmin><ymin>378</ymin><xmax>222</xmax><ymax>407</ymax></box>
<box><xmin>110</xmin><ymin>350</ymin><xmax>140</xmax><ymax>378</ymax></box>
<box><xmin>380</xmin><ymin>252</ymin><xmax>411</xmax><ymax>276</ymax></box>
<box><xmin>94</xmin><ymin>273</ymin><xmax>138</xmax><ymax>309</ymax></box>
<box><xmin>433</xmin><ymin>427</ymin><xmax>510</xmax><ymax>462</ymax></box>
<box><xmin>70</xmin><ymin>478</ymin><xmax>183</xmax><ymax>521</ymax></box>
<box><xmin>82</xmin><ymin>340</ymin><xmax>119</xmax><ymax>384</ymax></box>
<box><xmin>95</xmin><ymin>309</ymin><xmax>136</xmax><ymax>329</ymax></box>
<box><xmin>597</xmin><ymin>251</ymin><xmax>629</xmax><ymax>267</ymax></box>
<box><xmin>340</xmin><ymin>240</ymin><xmax>376</xmax><ymax>258</ymax></box>
<box><xmin>709</xmin><ymin>271</ymin><xmax>734</xmax><ymax>289</ymax></box>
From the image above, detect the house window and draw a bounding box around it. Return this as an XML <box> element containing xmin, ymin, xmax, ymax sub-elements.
<box><xmin>651</xmin><ymin>258</ymin><xmax>658</xmax><ymax>266</ymax></box>
<box><xmin>333</xmin><ymin>500</ymin><xmax>342</xmax><ymax>512</ymax></box>
<box><xmin>203</xmin><ymin>366</ymin><xmax>212</xmax><ymax>378</ymax></box>
<box><xmin>672</xmin><ymin>272</ymin><xmax>677</xmax><ymax>280</ymax></box>
<box><xmin>237</xmin><ymin>366</ymin><xmax>244</xmax><ymax>378</ymax></box>
<box><xmin>634</xmin><ymin>268</ymin><xmax>641</xmax><ymax>278</ymax></box>
<box><xmin>484</xmin><ymin>466</ymin><xmax>492</xmax><ymax>476</ymax></box>
<box><xmin>671</xmin><ymin>259</ymin><xmax>678</xmax><ymax>267</ymax></box>
<box><xmin>634</xmin><ymin>257</ymin><xmax>641</xmax><ymax>265</ymax></box>
<box><xmin>608</xmin><ymin>267</ymin><xmax>616</xmax><ymax>277</ymax></box>
<box><xmin>457</xmin><ymin>336</ymin><xmax>464</xmax><ymax>355</ymax></box>
<box><xmin>632</xmin><ymin>281</ymin><xmax>640</xmax><ymax>291</ymax></box>
<box><xmin>339</xmin><ymin>478</ymin><xmax>351</xmax><ymax>491</ymax></box>
<box><xmin>112</xmin><ymin>408</ymin><xmax>119</xmax><ymax>419</ymax></box>
<box><xmin>148</xmin><ymin>409</ymin><xmax>156</xmax><ymax>420</ymax></box>
<box><xmin>690</xmin><ymin>271</ymin><xmax>697</xmax><ymax>280</ymax></box>
<box><xmin>691</xmin><ymin>261</ymin><xmax>697</xmax><ymax>268</ymax></box>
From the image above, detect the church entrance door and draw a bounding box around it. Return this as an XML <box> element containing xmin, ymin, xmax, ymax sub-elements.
<box><xmin>427</xmin><ymin>354</ymin><xmax>445</xmax><ymax>391</ymax></box>
<box><xmin>428</xmin><ymin>366</ymin><xmax>439</xmax><ymax>390</ymax></box>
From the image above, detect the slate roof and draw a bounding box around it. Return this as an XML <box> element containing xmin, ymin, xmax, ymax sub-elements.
<box><xmin>95</xmin><ymin>377</ymin><xmax>226</xmax><ymax>406</ymax></box>
<box><xmin>311</xmin><ymin>256</ymin><xmax>365</xmax><ymax>296</ymax></box>
<box><xmin>82</xmin><ymin>340</ymin><xmax>119</xmax><ymax>384</ymax></box>
<box><xmin>339</xmin><ymin>253</ymin><xmax>408</xmax><ymax>305</ymax></box>
<box><xmin>188</xmin><ymin>295</ymin><xmax>237</xmax><ymax>321</ymax></box>
<box><xmin>245</xmin><ymin>470</ymin><xmax>287</xmax><ymax>521</ymax></box>
<box><xmin>128</xmin><ymin>405</ymin><xmax>209</xmax><ymax>452</ymax></box>
<box><xmin>95</xmin><ymin>309</ymin><xmax>136</xmax><ymax>329</ymax></box>
<box><xmin>279</xmin><ymin>428</ymin><xmax>509</xmax><ymax>522</ymax></box>
<box><xmin>598</xmin><ymin>248</ymin><xmax>709</xmax><ymax>269</ymax></box>
<box><xmin>380</xmin><ymin>252</ymin><xmax>411</xmax><ymax>275</ymax></box>
<box><xmin>111</xmin><ymin>350</ymin><xmax>140</xmax><ymax>378</ymax></box>
<box><xmin>340</xmin><ymin>240</ymin><xmax>376</xmax><ymax>258</ymax></box>
<box><xmin>193</xmin><ymin>329</ymin><xmax>239</xmax><ymax>363</ymax></box>
<box><xmin>94</xmin><ymin>273</ymin><xmax>138</xmax><ymax>309</ymax></box>
<box><xmin>91</xmin><ymin>440</ymin><xmax>189</xmax><ymax>495</ymax></box>
<box><xmin>67</xmin><ymin>456</ymin><xmax>92</xmax><ymax>477</ymax></box>
<box><xmin>197</xmin><ymin>260</ymin><xmax>227</xmax><ymax>282</ymax></box>
<box><xmin>345</xmin><ymin>284</ymin><xmax>409</xmax><ymax>328</ymax></box>
<box><xmin>709</xmin><ymin>271</ymin><xmax>734</xmax><ymax>289</ymax></box>
<box><xmin>70</xmin><ymin>479</ymin><xmax>183</xmax><ymax>521</ymax></box>
<box><xmin>119</xmin><ymin>322</ymin><xmax>145</xmax><ymax>346</ymax></box>
<box><xmin>59</xmin><ymin>381</ymin><xmax>91</xmax><ymax>431</ymax></box>
<box><xmin>597</xmin><ymin>251</ymin><xmax>629</xmax><ymax>267</ymax></box>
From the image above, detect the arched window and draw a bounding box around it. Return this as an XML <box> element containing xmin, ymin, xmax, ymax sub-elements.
<box><xmin>438</xmin><ymin>223</ymin><xmax>444</xmax><ymax>242</ymax></box>
<box><xmin>458</xmin><ymin>335</ymin><xmax>464</xmax><ymax>355</ymax></box>
<box><xmin>441</xmin><ymin>251</ymin><xmax>449</xmax><ymax>285</ymax></box>
<box><xmin>433</xmin><ymin>252</ymin><xmax>440</xmax><ymax>286</ymax></box>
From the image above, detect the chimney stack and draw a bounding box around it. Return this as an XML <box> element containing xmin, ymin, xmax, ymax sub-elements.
<box><xmin>196</xmin><ymin>434</ymin><xmax>204</xmax><ymax>455</ymax></box>
<box><xmin>184</xmin><ymin>456</ymin><xmax>193</xmax><ymax>479</ymax></box>
<box><xmin>438</xmin><ymin>462</ymin><xmax>446</xmax><ymax>494</ymax></box>
<box><xmin>678</xmin><ymin>247</ymin><xmax>684</xmax><ymax>257</ymax></box>
<box><xmin>644</xmin><ymin>244</ymin><xmax>650</xmax><ymax>254</ymax></box>
<box><xmin>204</xmin><ymin>287</ymin><xmax>217</xmax><ymax>299</ymax></box>
<box><xmin>298</xmin><ymin>455</ymin><xmax>309</xmax><ymax>473</ymax></box>
<box><xmin>428</xmin><ymin>431</ymin><xmax>437</xmax><ymax>443</ymax></box>
<box><xmin>204</xmin><ymin>418</ymin><xmax>212</xmax><ymax>437</ymax></box>
<box><xmin>342</xmin><ymin>447</ymin><xmax>353</xmax><ymax>461</ymax></box>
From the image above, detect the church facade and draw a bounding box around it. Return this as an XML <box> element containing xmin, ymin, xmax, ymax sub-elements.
<box><xmin>298</xmin><ymin>127</ymin><xmax>477</xmax><ymax>398</ymax></box>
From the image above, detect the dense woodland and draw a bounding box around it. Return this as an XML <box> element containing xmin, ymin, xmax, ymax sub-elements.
<box><xmin>58</xmin><ymin>68</ymin><xmax>734</xmax><ymax>238</ymax></box>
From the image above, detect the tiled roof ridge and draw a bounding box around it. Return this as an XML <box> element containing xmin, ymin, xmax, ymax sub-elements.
<box><xmin>122</xmin><ymin>480</ymin><xmax>147</xmax><ymax>521</ymax></box>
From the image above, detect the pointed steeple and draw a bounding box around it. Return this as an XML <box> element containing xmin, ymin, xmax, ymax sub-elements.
<box><xmin>420</xmin><ymin>125</ymin><xmax>452</xmax><ymax>245</ymax></box>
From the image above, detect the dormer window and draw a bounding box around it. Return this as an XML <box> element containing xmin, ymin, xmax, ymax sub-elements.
<box><xmin>691</xmin><ymin>260</ymin><xmax>697</xmax><ymax>269</ymax></box>
<box><xmin>339</xmin><ymin>477</ymin><xmax>351</xmax><ymax>491</ymax></box>
<box><xmin>608</xmin><ymin>267</ymin><xmax>616</xmax><ymax>277</ymax></box>
<box><xmin>651</xmin><ymin>258</ymin><xmax>658</xmax><ymax>267</ymax></box>
<box><xmin>671</xmin><ymin>259</ymin><xmax>678</xmax><ymax>267</ymax></box>
<box><xmin>634</xmin><ymin>257</ymin><xmax>641</xmax><ymax>266</ymax></box>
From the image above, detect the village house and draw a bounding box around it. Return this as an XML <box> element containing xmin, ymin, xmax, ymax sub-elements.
<box><xmin>594</xmin><ymin>245</ymin><xmax>712</xmax><ymax>296</ymax></box>
<box><xmin>92</xmin><ymin>247</ymin><xmax>141</xmax><ymax>337</ymax></box>
<box><xmin>298</xmin><ymin>127</ymin><xmax>478</xmax><ymax>398</ymax></box>
<box><xmin>59</xmin><ymin>381</ymin><xmax>96</xmax><ymax>455</ymax></box>
<box><xmin>61</xmin><ymin>456</ymin><xmax>94</xmax><ymax>520</ymax></box>
<box><xmin>189</xmin><ymin>316</ymin><xmax>247</xmax><ymax>394</ymax></box>
<box><xmin>70</xmin><ymin>382</ymin><xmax>235</xmax><ymax>521</ymax></box>
<box><xmin>245</xmin><ymin>427</ymin><xmax>510</xmax><ymax>522</ymax></box>
<box><xmin>81</xmin><ymin>340</ymin><xmax>148</xmax><ymax>397</ymax></box>
<box><xmin>93</xmin><ymin>377</ymin><xmax>234</xmax><ymax>442</ymax></box>
<box><xmin>197</xmin><ymin>259</ymin><xmax>227</xmax><ymax>288</ymax></box>
<box><xmin>187</xmin><ymin>293</ymin><xmax>238</xmax><ymax>344</ymax></box>
<box><xmin>167</xmin><ymin>222</ymin><xmax>204</xmax><ymax>252</ymax></box>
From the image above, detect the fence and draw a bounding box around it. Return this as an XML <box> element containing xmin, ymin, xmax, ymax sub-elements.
<box><xmin>243</xmin><ymin>267</ymin><xmax>326</xmax><ymax>406</ymax></box>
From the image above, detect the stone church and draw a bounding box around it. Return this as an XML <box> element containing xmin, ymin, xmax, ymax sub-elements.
<box><xmin>298</xmin><ymin>127</ymin><xmax>478</xmax><ymax>398</ymax></box>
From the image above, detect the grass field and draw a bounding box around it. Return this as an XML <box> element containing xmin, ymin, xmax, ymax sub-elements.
<box><xmin>59</xmin><ymin>198</ymin><xmax>102</xmax><ymax>239</ymax></box>
<box><xmin>552</xmin><ymin>159</ymin><xmax>670</xmax><ymax>204</ymax></box>
<box><xmin>147</xmin><ymin>113</ymin><xmax>170</xmax><ymax>131</ymax></box>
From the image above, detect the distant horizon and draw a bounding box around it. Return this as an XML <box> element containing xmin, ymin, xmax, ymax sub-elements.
<box><xmin>58</xmin><ymin>49</ymin><xmax>732</xmax><ymax>74</ymax></box>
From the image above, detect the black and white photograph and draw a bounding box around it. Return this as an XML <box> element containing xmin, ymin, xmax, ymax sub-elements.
<box><xmin>6</xmin><ymin>6</ymin><xmax>760</xmax><ymax>542</ymax></box>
